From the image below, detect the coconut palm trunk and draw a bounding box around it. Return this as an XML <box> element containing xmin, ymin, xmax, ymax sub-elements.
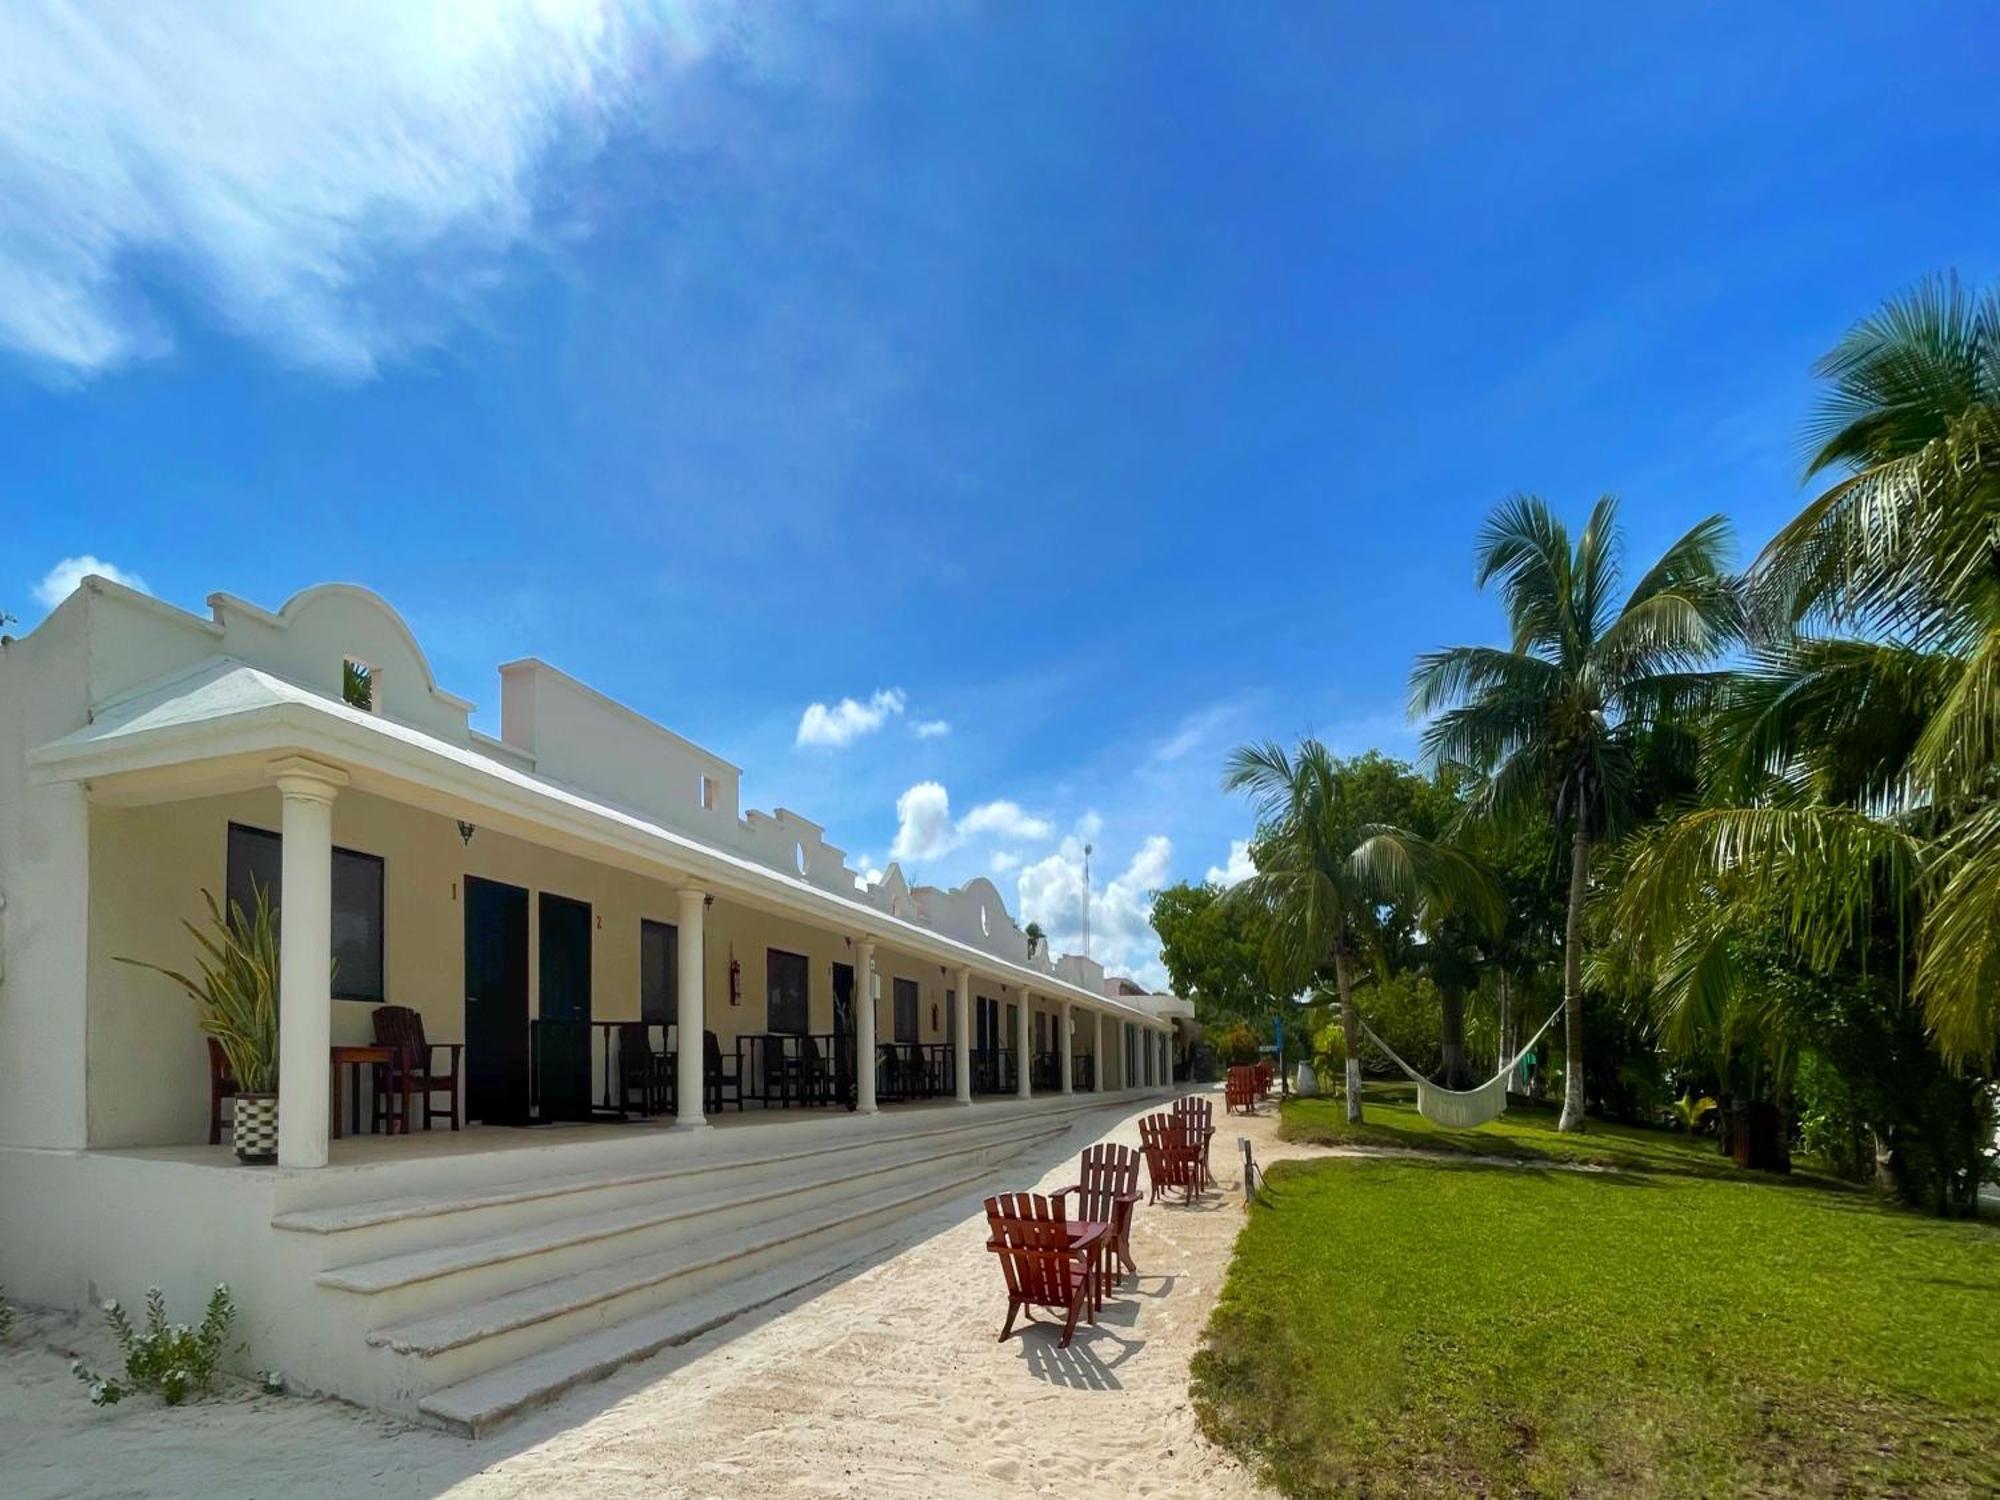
<box><xmin>1332</xmin><ymin>939</ymin><xmax>1363</xmax><ymax>1122</ymax></box>
<box><xmin>1438</xmin><ymin>987</ymin><xmax>1467</xmax><ymax>1089</ymax></box>
<box><xmin>1559</xmin><ymin>827</ymin><xmax>1590</xmax><ymax>1132</ymax></box>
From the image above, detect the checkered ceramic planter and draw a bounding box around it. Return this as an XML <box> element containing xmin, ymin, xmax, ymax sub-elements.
<box><xmin>234</xmin><ymin>1093</ymin><xmax>279</xmax><ymax>1164</ymax></box>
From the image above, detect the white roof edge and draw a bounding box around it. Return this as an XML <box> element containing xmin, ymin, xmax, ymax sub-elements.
<box><xmin>32</xmin><ymin>667</ymin><xmax>1162</xmax><ymax>1026</ymax></box>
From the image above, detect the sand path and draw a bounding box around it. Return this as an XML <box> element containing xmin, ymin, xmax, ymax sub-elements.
<box><xmin>3</xmin><ymin>1095</ymin><xmax>1306</xmax><ymax>1500</ymax></box>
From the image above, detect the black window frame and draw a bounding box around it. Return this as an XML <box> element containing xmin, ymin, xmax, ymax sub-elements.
<box><xmin>766</xmin><ymin>948</ymin><xmax>810</xmax><ymax>1035</ymax></box>
<box><xmin>640</xmin><ymin>919</ymin><xmax>679</xmax><ymax>1027</ymax></box>
<box><xmin>225</xmin><ymin>821</ymin><xmax>387</xmax><ymax>1003</ymax></box>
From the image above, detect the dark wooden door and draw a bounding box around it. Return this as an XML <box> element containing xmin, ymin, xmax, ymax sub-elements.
<box><xmin>537</xmin><ymin>892</ymin><xmax>594</xmax><ymax>1121</ymax></box>
<box><xmin>831</xmin><ymin>962</ymin><xmax>855</xmax><ymax>1102</ymax></box>
<box><xmin>464</xmin><ymin>876</ymin><xmax>530</xmax><ymax>1124</ymax></box>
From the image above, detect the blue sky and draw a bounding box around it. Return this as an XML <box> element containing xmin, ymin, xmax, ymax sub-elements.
<box><xmin>4</xmin><ymin>2</ymin><xmax>1996</xmax><ymax>985</ymax></box>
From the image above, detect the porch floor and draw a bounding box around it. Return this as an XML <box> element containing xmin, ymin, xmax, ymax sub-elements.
<box><xmin>98</xmin><ymin>1089</ymin><xmax>1098</xmax><ymax>1172</ymax></box>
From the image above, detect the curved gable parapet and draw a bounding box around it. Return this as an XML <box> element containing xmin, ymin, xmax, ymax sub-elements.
<box><xmin>206</xmin><ymin>583</ymin><xmax>474</xmax><ymax>741</ymax></box>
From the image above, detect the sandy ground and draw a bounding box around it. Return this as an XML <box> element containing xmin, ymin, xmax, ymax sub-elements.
<box><xmin>2</xmin><ymin>1096</ymin><xmax>1309</xmax><ymax>1500</ymax></box>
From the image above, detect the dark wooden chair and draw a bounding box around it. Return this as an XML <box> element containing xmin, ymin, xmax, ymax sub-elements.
<box><xmin>614</xmin><ymin>1022</ymin><xmax>668</xmax><ymax>1116</ymax></box>
<box><xmin>984</xmin><ymin>1192</ymin><xmax>1102</xmax><ymax>1347</ymax></box>
<box><xmin>1052</xmin><ymin>1143</ymin><xmax>1143</xmax><ymax>1281</ymax></box>
<box><xmin>372</xmin><ymin>1005</ymin><xmax>462</xmax><ymax>1132</ymax></box>
<box><xmin>1138</xmin><ymin>1112</ymin><xmax>1202</xmax><ymax>1206</ymax></box>
<box><xmin>1225</xmin><ymin>1065</ymin><xmax>1257</xmax><ymax>1116</ymax></box>
<box><xmin>206</xmin><ymin>1036</ymin><xmax>239</xmax><ymax>1146</ymax></box>
<box><xmin>704</xmin><ymin>1030</ymin><xmax>742</xmax><ymax>1113</ymax></box>
<box><xmin>1172</xmin><ymin>1095</ymin><xmax>1216</xmax><ymax>1191</ymax></box>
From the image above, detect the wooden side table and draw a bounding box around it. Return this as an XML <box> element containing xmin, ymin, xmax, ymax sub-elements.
<box><xmin>330</xmin><ymin>1044</ymin><xmax>404</xmax><ymax>1139</ymax></box>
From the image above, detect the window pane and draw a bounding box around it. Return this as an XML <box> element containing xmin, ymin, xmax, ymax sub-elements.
<box><xmin>226</xmin><ymin>822</ymin><xmax>385</xmax><ymax>1003</ymax></box>
<box><xmin>640</xmin><ymin>920</ymin><xmax>678</xmax><ymax>1025</ymax></box>
<box><xmin>766</xmin><ymin>949</ymin><xmax>808</xmax><ymax>1035</ymax></box>
<box><xmin>225</xmin><ymin>823</ymin><xmax>282</xmax><ymax>931</ymax></box>
<box><xmin>893</xmin><ymin>977</ymin><xmax>918</xmax><ymax>1043</ymax></box>
<box><xmin>331</xmin><ymin>848</ymin><xmax>384</xmax><ymax>1001</ymax></box>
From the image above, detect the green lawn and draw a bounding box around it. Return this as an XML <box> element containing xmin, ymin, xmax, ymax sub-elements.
<box><xmin>1192</xmin><ymin>1156</ymin><xmax>2000</xmax><ymax>1498</ymax></box>
<box><xmin>1280</xmin><ymin>1084</ymin><xmax>1762</xmax><ymax>1178</ymax></box>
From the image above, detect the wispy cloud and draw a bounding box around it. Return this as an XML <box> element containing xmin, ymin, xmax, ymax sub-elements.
<box><xmin>912</xmin><ymin>718</ymin><xmax>951</xmax><ymax>739</ymax></box>
<box><xmin>32</xmin><ymin>555</ymin><xmax>150</xmax><ymax>611</ymax></box>
<box><xmin>0</xmin><ymin>2</ymin><xmax>748</xmax><ymax>379</ymax></box>
<box><xmin>796</xmin><ymin>687</ymin><xmax>906</xmax><ymax>749</ymax></box>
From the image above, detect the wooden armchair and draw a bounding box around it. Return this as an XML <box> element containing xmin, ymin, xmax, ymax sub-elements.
<box><xmin>1138</xmin><ymin>1112</ymin><xmax>1202</xmax><ymax>1206</ymax></box>
<box><xmin>372</xmin><ymin>1005</ymin><xmax>462</xmax><ymax>1132</ymax></box>
<box><xmin>614</xmin><ymin>1022</ymin><xmax>668</xmax><ymax>1116</ymax></box>
<box><xmin>206</xmin><ymin>1036</ymin><xmax>240</xmax><ymax>1145</ymax></box>
<box><xmin>703</xmin><ymin>1030</ymin><xmax>742</xmax><ymax>1113</ymax></box>
<box><xmin>1051</xmin><ymin>1143</ymin><xmax>1143</xmax><ymax>1280</ymax></box>
<box><xmin>984</xmin><ymin>1192</ymin><xmax>1103</xmax><ymax>1347</ymax></box>
<box><xmin>1172</xmin><ymin>1095</ymin><xmax>1216</xmax><ymax>1191</ymax></box>
<box><xmin>1225</xmin><ymin>1065</ymin><xmax>1257</xmax><ymax>1116</ymax></box>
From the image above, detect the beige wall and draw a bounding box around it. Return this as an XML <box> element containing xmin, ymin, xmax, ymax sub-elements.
<box><xmin>87</xmin><ymin>785</ymin><xmax>1109</xmax><ymax>1147</ymax></box>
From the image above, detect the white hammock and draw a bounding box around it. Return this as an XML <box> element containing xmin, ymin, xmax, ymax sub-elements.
<box><xmin>1355</xmin><ymin>1004</ymin><xmax>1564</xmax><ymax>1129</ymax></box>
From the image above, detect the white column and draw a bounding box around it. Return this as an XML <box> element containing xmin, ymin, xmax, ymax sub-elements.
<box><xmin>1015</xmin><ymin>988</ymin><xmax>1032</xmax><ymax>1099</ymax></box>
<box><xmin>856</xmin><ymin>939</ymin><xmax>878</xmax><ymax>1113</ymax></box>
<box><xmin>1094</xmin><ymin>1011</ymin><xmax>1105</xmax><ymax>1092</ymax></box>
<box><xmin>273</xmin><ymin>759</ymin><xmax>345</xmax><ymax>1169</ymax></box>
<box><xmin>1059</xmin><ymin>1001</ymin><xmax>1074</xmax><ymax>1095</ymax></box>
<box><xmin>954</xmin><ymin>967</ymin><xmax>972</xmax><ymax>1104</ymax></box>
<box><xmin>675</xmin><ymin>888</ymin><xmax>707</xmax><ymax>1127</ymax></box>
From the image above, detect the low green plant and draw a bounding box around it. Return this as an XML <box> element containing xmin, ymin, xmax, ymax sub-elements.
<box><xmin>118</xmin><ymin>883</ymin><xmax>281</xmax><ymax>1093</ymax></box>
<box><xmin>1670</xmin><ymin>1089</ymin><xmax>1719</xmax><ymax>1133</ymax></box>
<box><xmin>73</xmin><ymin>1285</ymin><xmax>237</xmax><ymax>1406</ymax></box>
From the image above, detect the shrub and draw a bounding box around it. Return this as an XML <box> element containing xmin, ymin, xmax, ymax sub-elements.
<box><xmin>73</xmin><ymin>1285</ymin><xmax>236</xmax><ymax>1406</ymax></box>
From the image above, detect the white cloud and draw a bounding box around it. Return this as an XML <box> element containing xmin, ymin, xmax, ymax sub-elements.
<box><xmin>1016</xmin><ymin>833</ymin><xmax>1174</xmax><ymax>990</ymax></box>
<box><xmin>912</xmin><ymin>719</ymin><xmax>950</xmax><ymax>739</ymax></box>
<box><xmin>0</xmin><ymin>2</ymin><xmax>748</xmax><ymax>378</ymax></box>
<box><xmin>1206</xmin><ymin>838</ymin><xmax>1256</xmax><ymax>888</ymax></box>
<box><xmin>959</xmin><ymin>800</ymin><xmax>1052</xmax><ymax>842</ymax></box>
<box><xmin>796</xmin><ymin>687</ymin><xmax>906</xmax><ymax>749</ymax></box>
<box><xmin>888</xmin><ymin>780</ymin><xmax>955</xmax><ymax>860</ymax></box>
<box><xmin>989</xmin><ymin>851</ymin><xmax>1021</xmax><ymax>875</ymax></box>
<box><xmin>887</xmin><ymin>782</ymin><xmax>1054</xmax><ymax>863</ymax></box>
<box><xmin>33</xmin><ymin>555</ymin><xmax>150</xmax><ymax>610</ymax></box>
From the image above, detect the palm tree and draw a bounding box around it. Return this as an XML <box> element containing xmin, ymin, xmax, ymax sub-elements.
<box><xmin>1223</xmin><ymin>738</ymin><xmax>1500</xmax><ymax>1121</ymax></box>
<box><xmin>1618</xmin><ymin>274</ymin><xmax>2000</xmax><ymax>1068</ymax></box>
<box><xmin>1410</xmin><ymin>496</ymin><xmax>1739</xmax><ymax>1130</ymax></box>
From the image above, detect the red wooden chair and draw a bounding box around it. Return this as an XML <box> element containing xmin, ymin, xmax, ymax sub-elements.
<box><xmin>984</xmin><ymin>1192</ymin><xmax>1103</xmax><ymax>1347</ymax></box>
<box><xmin>1138</xmin><ymin>1113</ymin><xmax>1202</xmax><ymax>1206</ymax></box>
<box><xmin>206</xmin><ymin>1036</ymin><xmax>239</xmax><ymax>1145</ymax></box>
<box><xmin>1225</xmin><ymin>1066</ymin><xmax>1257</xmax><ymax>1116</ymax></box>
<box><xmin>1172</xmin><ymin>1095</ymin><xmax>1216</xmax><ymax>1190</ymax></box>
<box><xmin>1052</xmin><ymin>1143</ymin><xmax>1143</xmax><ymax>1281</ymax></box>
<box><xmin>372</xmin><ymin>1006</ymin><xmax>462</xmax><ymax>1132</ymax></box>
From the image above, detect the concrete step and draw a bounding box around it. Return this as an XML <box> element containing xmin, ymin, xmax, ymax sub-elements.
<box><xmin>272</xmin><ymin>1109</ymin><xmax>1075</xmax><ymax>1268</ymax></box>
<box><xmin>320</xmin><ymin>1121</ymin><xmax>1065</xmax><ymax>1318</ymax></box>
<box><xmin>417</xmin><ymin>1224</ymin><xmax>911</xmax><ymax>1436</ymax></box>
<box><xmin>365</xmin><ymin>1159</ymin><xmax>998</xmax><ymax>1390</ymax></box>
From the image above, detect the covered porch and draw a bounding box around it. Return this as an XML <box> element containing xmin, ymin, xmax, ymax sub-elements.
<box><xmin>32</xmin><ymin>666</ymin><xmax>1174</xmax><ymax>1171</ymax></box>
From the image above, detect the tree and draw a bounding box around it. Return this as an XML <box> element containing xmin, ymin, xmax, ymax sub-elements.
<box><xmin>1411</xmin><ymin>495</ymin><xmax>1738</xmax><ymax>1130</ymax></box>
<box><xmin>1151</xmin><ymin>881</ymin><xmax>1276</xmax><ymax>1027</ymax></box>
<box><xmin>1222</xmin><ymin>739</ymin><xmax>1500</xmax><ymax>1121</ymax></box>
<box><xmin>1608</xmin><ymin>274</ymin><xmax>2000</xmax><ymax>1208</ymax></box>
<box><xmin>1023</xmin><ymin>921</ymin><xmax>1045</xmax><ymax>958</ymax></box>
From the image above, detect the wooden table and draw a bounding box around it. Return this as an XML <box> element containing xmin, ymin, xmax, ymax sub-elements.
<box><xmin>330</xmin><ymin>1044</ymin><xmax>404</xmax><ymax>1139</ymax></box>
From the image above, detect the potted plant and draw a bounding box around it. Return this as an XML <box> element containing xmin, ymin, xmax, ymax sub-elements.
<box><xmin>121</xmin><ymin>883</ymin><xmax>282</xmax><ymax>1163</ymax></box>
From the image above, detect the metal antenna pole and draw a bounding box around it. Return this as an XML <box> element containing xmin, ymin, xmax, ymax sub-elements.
<box><xmin>1081</xmin><ymin>843</ymin><xmax>1093</xmax><ymax>958</ymax></box>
